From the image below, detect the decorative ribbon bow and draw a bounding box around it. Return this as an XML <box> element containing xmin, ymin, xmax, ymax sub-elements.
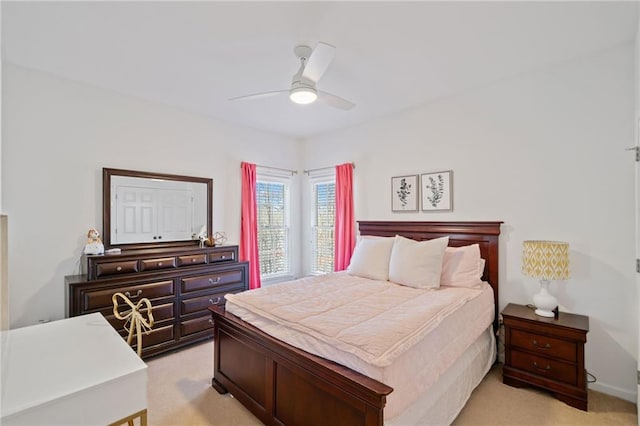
<box><xmin>112</xmin><ymin>292</ymin><xmax>155</xmax><ymax>357</ymax></box>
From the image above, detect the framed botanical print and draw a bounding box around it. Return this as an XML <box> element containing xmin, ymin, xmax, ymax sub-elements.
<box><xmin>421</xmin><ymin>171</ymin><xmax>453</xmax><ymax>211</ymax></box>
<box><xmin>391</xmin><ymin>175</ymin><xmax>418</xmax><ymax>212</ymax></box>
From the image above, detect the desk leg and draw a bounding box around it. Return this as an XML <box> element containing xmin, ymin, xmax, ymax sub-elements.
<box><xmin>109</xmin><ymin>408</ymin><xmax>147</xmax><ymax>426</ymax></box>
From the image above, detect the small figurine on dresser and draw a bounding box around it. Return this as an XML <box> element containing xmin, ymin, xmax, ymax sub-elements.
<box><xmin>194</xmin><ymin>225</ymin><xmax>207</xmax><ymax>248</ymax></box>
<box><xmin>84</xmin><ymin>228</ymin><xmax>105</xmax><ymax>255</ymax></box>
<box><xmin>213</xmin><ymin>231</ymin><xmax>228</xmax><ymax>246</ymax></box>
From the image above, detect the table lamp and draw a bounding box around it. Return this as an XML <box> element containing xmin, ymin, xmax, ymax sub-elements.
<box><xmin>522</xmin><ymin>240</ymin><xmax>570</xmax><ymax>317</ymax></box>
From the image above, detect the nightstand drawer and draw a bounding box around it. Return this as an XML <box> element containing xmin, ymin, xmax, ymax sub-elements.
<box><xmin>511</xmin><ymin>329</ymin><xmax>577</xmax><ymax>362</ymax></box>
<box><xmin>511</xmin><ymin>350</ymin><xmax>577</xmax><ymax>385</ymax></box>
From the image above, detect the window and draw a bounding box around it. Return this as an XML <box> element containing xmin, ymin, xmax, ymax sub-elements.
<box><xmin>311</xmin><ymin>178</ymin><xmax>335</xmax><ymax>274</ymax></box>
<box><xmin>256</xmin><ymin>176</ymin><xmax>291</xmax><ymax>278</ymax></box>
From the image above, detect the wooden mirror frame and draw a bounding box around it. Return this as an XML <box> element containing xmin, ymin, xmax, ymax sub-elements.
<box><xmin>103</xmin><ymin>168</ymin><xmax>213</xmax><ymax>250</ymax></box>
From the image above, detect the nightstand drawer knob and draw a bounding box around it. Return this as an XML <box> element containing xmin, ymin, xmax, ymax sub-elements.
<box><xmin>532</xmin><ymin>340</ymin><xmax>551</xmax><ymax>350</ymax></box>
<box><xmin>533</xmin><ymin>361</ymin><xmax>551</xmax><ymax>372</ymax></box>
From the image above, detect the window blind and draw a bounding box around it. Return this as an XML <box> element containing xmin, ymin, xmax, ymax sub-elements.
<box><xmin>313</xmin><ymin>182</ymin><xmax>335</xmax><ymax>274</ymax></box>
<box><xmin>256</xmin><ymin>181</ymin><xmax>289</xmax><ymax>276</ymax></box>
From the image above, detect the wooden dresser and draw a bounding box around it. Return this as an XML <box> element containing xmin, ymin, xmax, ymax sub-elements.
<box><xmin>502</xmin><ymin>303</ymin><xmax>589</xmax><ymax>411</ymax></box>
<box><xmin>66</xmin><ymin>245</ymin><xmax>248</xmax><ymax>359</ymax></box>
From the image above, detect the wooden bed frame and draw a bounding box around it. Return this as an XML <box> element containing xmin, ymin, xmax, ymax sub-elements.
<box><xmin>209</xmin><ymin>221</ymin><xmax>502</xmax><ymax>426</ymax></box>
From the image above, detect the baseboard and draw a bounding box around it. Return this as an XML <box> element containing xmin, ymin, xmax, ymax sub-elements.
<box><xmin>589</xmin><ymin>381</ymin><xmax>636</xmax><ymax>403</ymax></box>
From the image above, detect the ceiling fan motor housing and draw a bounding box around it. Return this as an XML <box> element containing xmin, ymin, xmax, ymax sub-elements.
<box><xmin>291</xmin><ymin>73</ymin><xmax>316</xmax><ymax>91</ymax></box>
<box><xmin>289</xmin><ymin>66</ymin><xmax>317</xmax><ymax>104</ymax></box>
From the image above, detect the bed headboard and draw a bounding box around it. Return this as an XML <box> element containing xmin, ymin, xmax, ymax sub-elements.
<box><xmin>358</xmin><ymin>221</ymin><xmax>502</xmax><ymax>330</ymax></box>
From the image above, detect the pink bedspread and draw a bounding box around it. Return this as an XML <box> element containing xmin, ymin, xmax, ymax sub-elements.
<box><xmin>225</xmin><ymin>272</ymin><xmax>487</xmax><ymax>367</ymax></box>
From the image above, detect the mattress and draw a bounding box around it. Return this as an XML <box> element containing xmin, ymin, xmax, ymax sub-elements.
<box><xmin>386</xmin><ymin>326</ymin><xmax>496</xmax><ymax>425</ymax></box>
<box><xmin>225</xmin><ymin>273</ymin><xmax>494</xmax><ymax>419</ymax></box>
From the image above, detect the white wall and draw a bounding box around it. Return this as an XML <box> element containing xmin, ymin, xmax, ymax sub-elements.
<box><xmin>304</xmin><ymin>44</ymin><xmax>637</xmax><ymax>401</ymax></box>
<box><xmin>1</xmin><ymin>63</ymin><xmax>301</xmax><ymax>327</ymax></box>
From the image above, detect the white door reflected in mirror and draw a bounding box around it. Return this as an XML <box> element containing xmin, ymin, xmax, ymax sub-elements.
<box><xmin>111</xmin><ymin>175</ymin><xmax>207</xmax><ymax>245</ymax></box>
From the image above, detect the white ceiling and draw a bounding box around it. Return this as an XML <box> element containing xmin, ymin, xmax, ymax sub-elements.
<box><xmin>2</xmin><ymin>1</ymin><xmax>638</xmax><ymax>139</ymax></box>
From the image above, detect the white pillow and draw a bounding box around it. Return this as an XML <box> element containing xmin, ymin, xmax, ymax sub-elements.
<box><xmin>440</xmin><ymin>244</ymin><xmax>483</xmax><ymax>288</ymax></box>
<box><xmin>347</xmin><ymin>236</ymin><xmax>395</xmax><ymax>281</ymax></box>
<box><xmin>478</xmin><ymin>258</ymin><xmax>486</xmax><ymax>279</ymax></box>
<box><xmin>388</xmin><ymin>235</ymin><xmax>449</xmax><ymax>289</ymax></box>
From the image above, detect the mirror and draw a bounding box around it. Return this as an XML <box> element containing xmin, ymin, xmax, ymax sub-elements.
<box><xmin>103</xmin><ymin>168</ymin><xmax>212</xmax><ymax>250</ymax></box>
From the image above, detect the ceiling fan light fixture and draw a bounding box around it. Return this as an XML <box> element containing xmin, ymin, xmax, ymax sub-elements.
<box><xmin>289</xmin><ymin>87</ymin><xmax>318</xmax><ymax>105</ymax></box>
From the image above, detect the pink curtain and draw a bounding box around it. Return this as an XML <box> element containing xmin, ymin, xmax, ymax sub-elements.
<box><xmin>334</xmin><ymin>163</ymin><xmax>356</xmax><ymax>271</ymax></box>
<box><xmin>240</xmin><ymin>162</ymin><xmax>261</xmax><ymax>289</ymax></box>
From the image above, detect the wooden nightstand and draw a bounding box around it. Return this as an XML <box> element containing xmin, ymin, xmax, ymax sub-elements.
<box><xmin>502</xmin><ymin>303</ymin><xmax>589</xmax><ymax>411</ymax></box>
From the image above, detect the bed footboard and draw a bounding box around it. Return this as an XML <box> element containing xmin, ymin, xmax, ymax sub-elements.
<box><xmin>209</xmin><ymin>306</ymin><xmax>393</xmax><ymax>426</ymax></box>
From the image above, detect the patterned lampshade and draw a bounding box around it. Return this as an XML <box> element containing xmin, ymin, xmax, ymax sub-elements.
<box><xmin>522</xmin><ymin>240</ymin><xmax>570</xmax><ymax>280</ymax></box>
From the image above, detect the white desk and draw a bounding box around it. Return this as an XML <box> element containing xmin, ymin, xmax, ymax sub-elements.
<box><xmin>1</xmin><ymin>313</ymin><xmax>147</xmax><ymax>425</ymax></box>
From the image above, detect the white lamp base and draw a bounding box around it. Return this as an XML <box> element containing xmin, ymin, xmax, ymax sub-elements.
<box><xmin>534</xmin><ymin>308</ymin><xmax>555</xmax><ymax>318</ymax></box>
<box><xmin>533</xmin><ymin>280</ymin><xmax>557</xmax><ymax>318</ymax></box>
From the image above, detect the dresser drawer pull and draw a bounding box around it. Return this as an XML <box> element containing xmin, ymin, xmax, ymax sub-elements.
<box><xmin>532</xmin><ymin>340</ymin><xmax>551</xmax><ymax>350</ymax></box>
<box><xmin>221</xmin><ymin>255</ymin><xmax>226</xmax><ymax>259</ymax></box>
<box><xmin>191</xmin><ymin>258</ymin><xmax>197</xmax><ymax>263</ymax></box>
<box><xmin>157</xmin><ymin>262</ymin><xmax>163</xmax><ymax>267</ymax></box>
<box><xmin>532</xmin><ymin>361</ymin><xmax>551</xmax><ymax>373</ymax></box>
<box><xmin>208</xmin><ymin>318</ymin><xmax>214</xmax><ymax>325</ymax></box>
<box><xmin>116</xmin><ymin>266</ymin><xmax>122</xmax><ymax>272</ymax></box>
<box><xmin>124</xmin><ymin>289</ymin><xmax>143</xmax><ymax>299</ymax></box>
<box><xmin>209</xmin><ymin>277</ymin><xmax>221</xmax><ymax>284</ymax></box>
<box><xmin>209</xmin><ymin>297</ymin><xmax>222</xmax><ymax>305</ymax></box>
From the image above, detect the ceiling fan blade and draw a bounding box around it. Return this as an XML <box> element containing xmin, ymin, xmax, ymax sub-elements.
<box><xmin>229</xmin><ymin>90</ymin><xmax>288</xmax><ymax>102</ymax></box>
<box><xmin>302</xmin><ymin>42</ymin><xmax>335</xmax><ymax>83</ymax></box>
<box><xmin>318</xmin><ymin>91</ymin><xmax>355</xmax><ymax>111</ymax></box>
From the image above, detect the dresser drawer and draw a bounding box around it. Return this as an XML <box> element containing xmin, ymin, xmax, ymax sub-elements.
<box><xmin>96</xmin><ymin>260</ymin><xmax>139</xmax><ymax>277</ymax></box>
<box><xmin>181</xmin><ymin>315</ymin><xmax>214</xmax><ymax>337</ymax></box>
<box><xmin>209</xmin><ymin>249</ymin><xmax>235</xmax><ymax>263</ymax></box>
<box><xmin>511</xmin><ymin>350</ymin><xmax>577</xmax><ymax>385</ymax></box>
<box><xmin>106</xmin><ymin>301</ymin><xmax>175</xmax><ymax>331</ymax></box>
<box><xmin>181</xmin><ymin>292</ymin><xmax>227</xmax><ymax>315</ymax></box>
<box><xmin>122</xmin><ymin>324</ymin><xmax>176</xmax><ymax>351</ymax></box>
<box><xmin>177</xmin><ymin>254</ymin><xmax>208</xmax><ymax>267</ymax></box>
<box><xmin>180</xmin><ymin>269</ymin><xmax>244</xmax><ymax>294</ymax></box>
<box><xmin>82</xmin><ymin>280</ymin><xmax>175</xmax><ymax>311</ymax></box>
<box><xmin>511</xmin><ymin>329</ymin><xmax>577</xmax><ymax>363</ymax></box>
<box><xmin>140</xmin><ymin>257</ymin><xmax>177</xmax><ymax>271</ymax></box>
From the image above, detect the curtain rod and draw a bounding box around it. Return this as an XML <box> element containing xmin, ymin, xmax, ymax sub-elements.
<box><xmin>304</xmin><ymin>162</ymin><xmax>355</xmax><ymax>175</ymax></box>
<box><xmin>245</xmin><ymin>164</ymin><xmax>298</xmax><ymax>175</ymax></box>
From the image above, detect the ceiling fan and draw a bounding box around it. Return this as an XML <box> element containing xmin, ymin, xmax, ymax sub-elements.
<box><xmin>229</xmin><ymin>42</ymin><xmax>355</xmax><ymax>110</ymax></box>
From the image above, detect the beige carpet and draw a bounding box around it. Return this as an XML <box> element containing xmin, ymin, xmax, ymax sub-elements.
<box><xmin>147</xmin><ymin>341</ymin><xmax>637</xmax><ymax>426</ymax></box>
